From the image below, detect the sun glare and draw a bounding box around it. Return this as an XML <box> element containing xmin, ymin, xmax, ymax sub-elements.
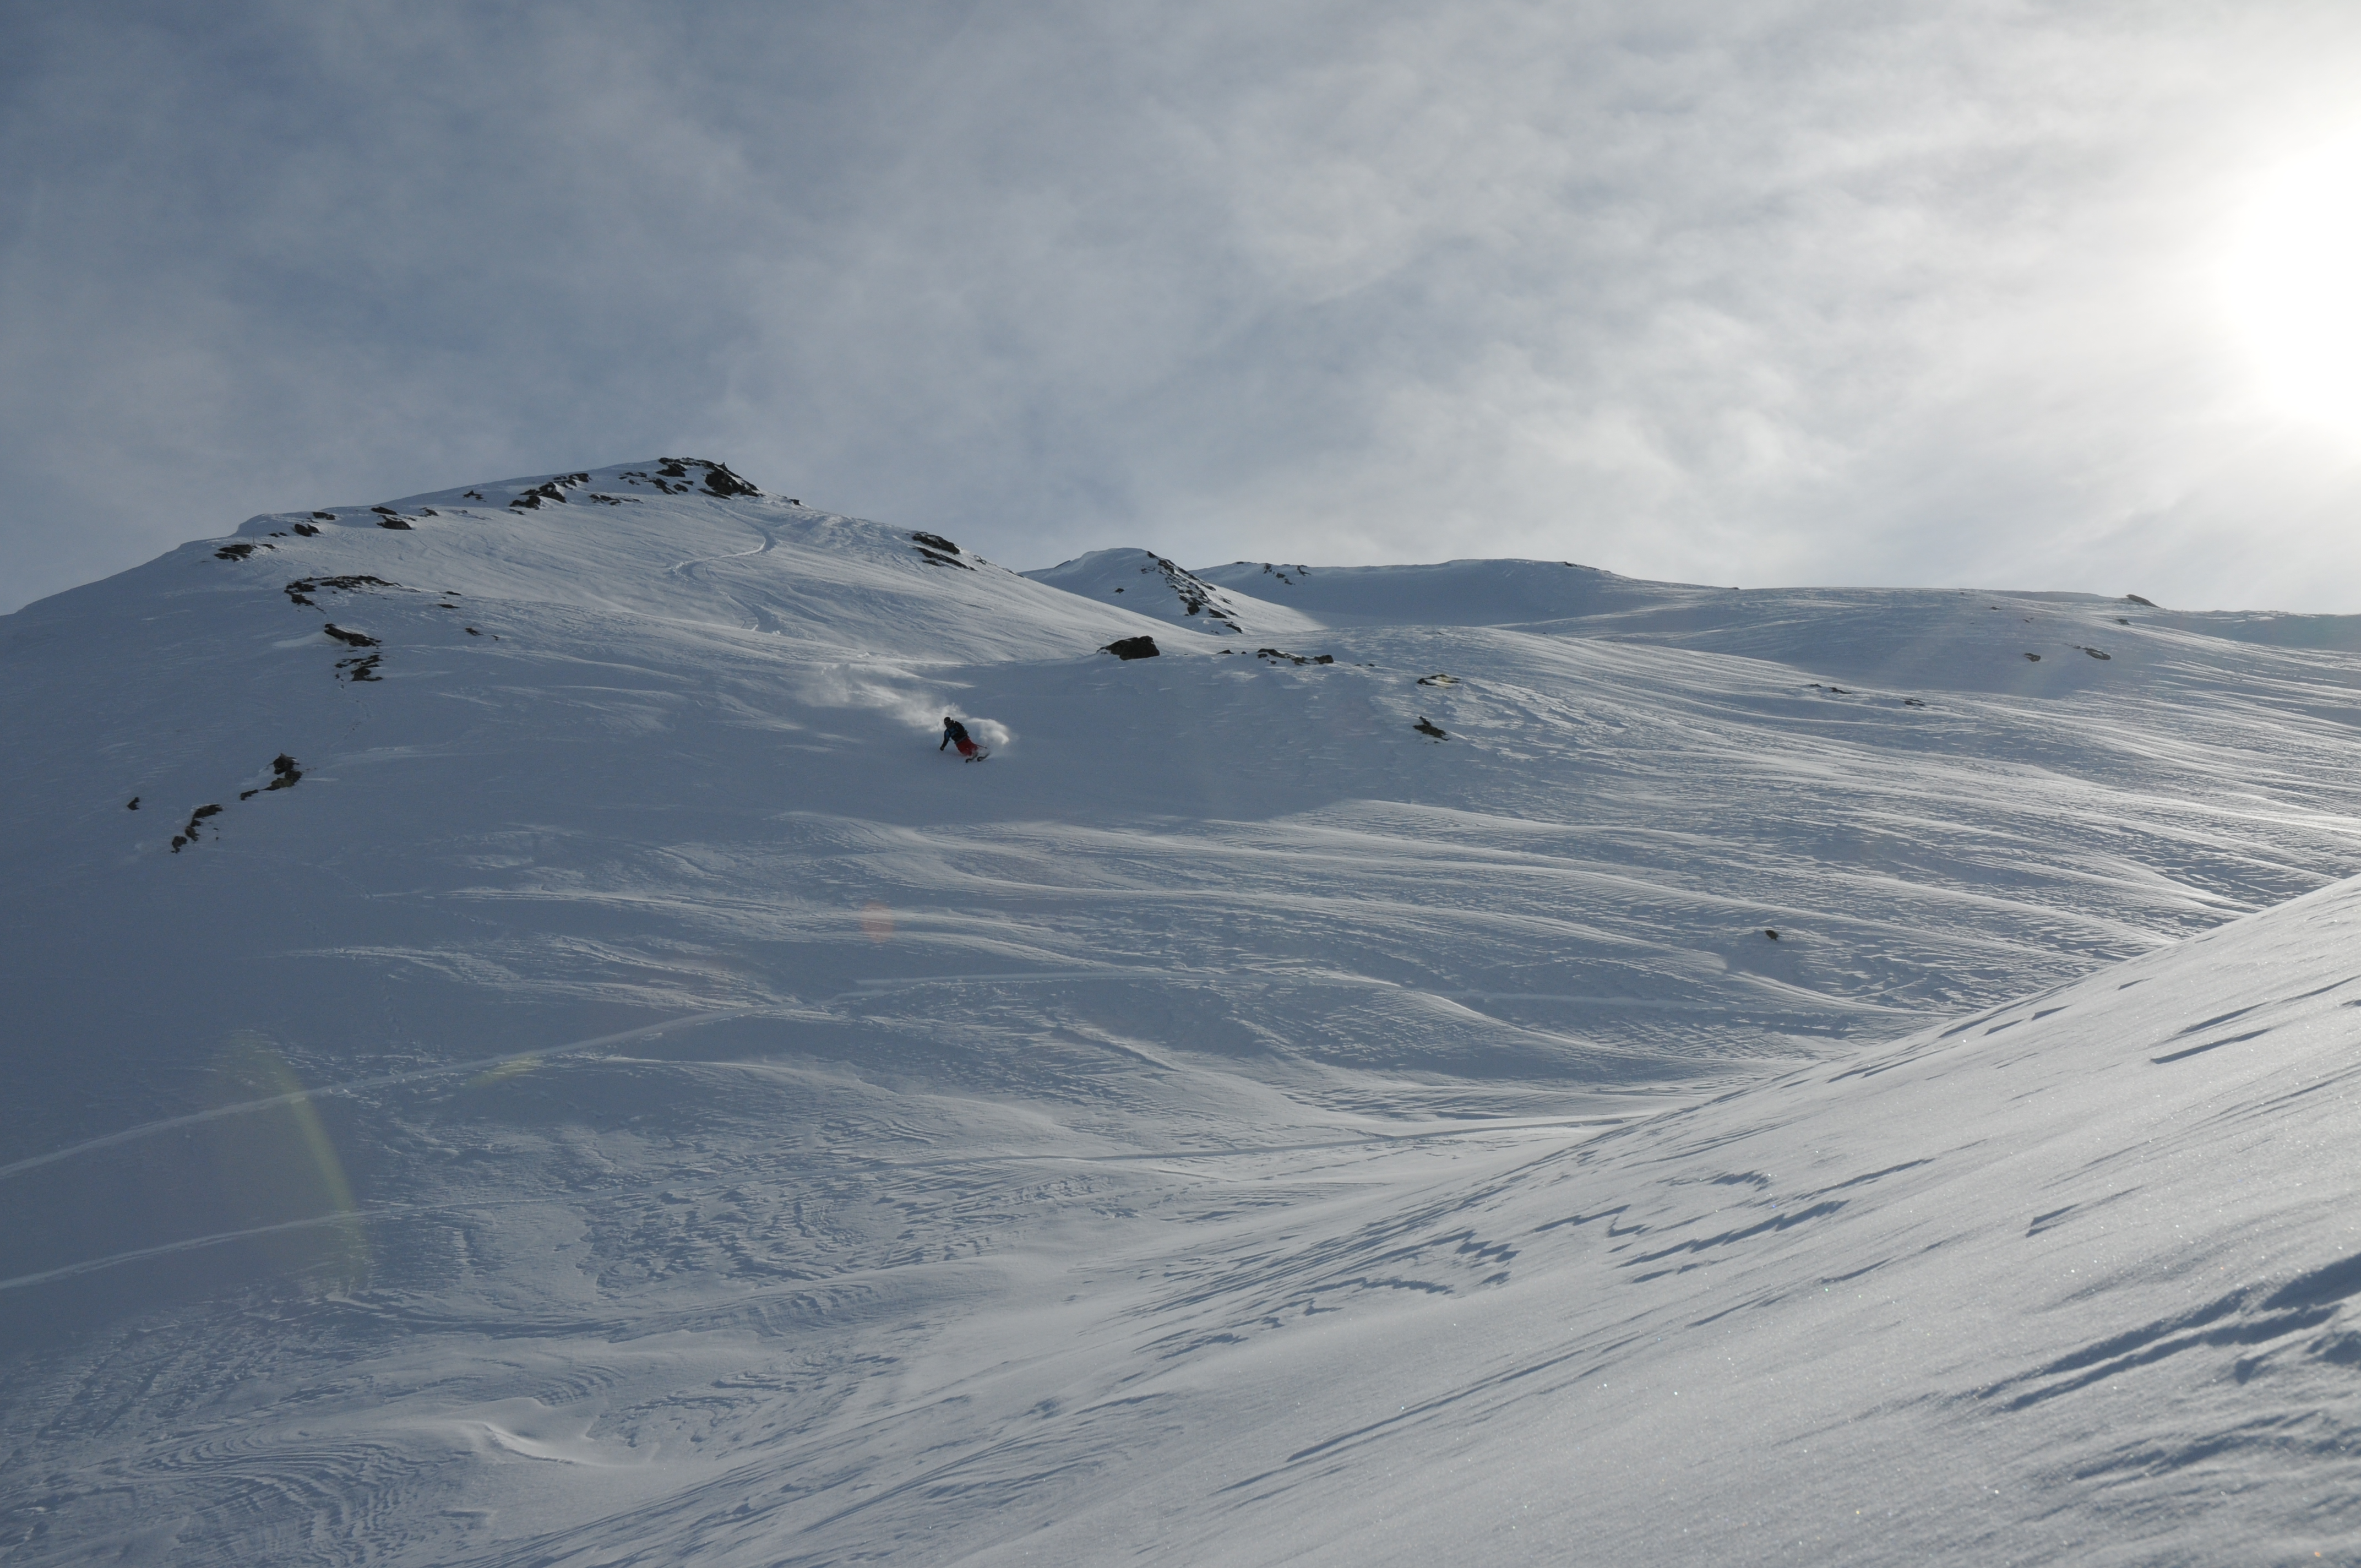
<box><xmin>2227</xmin><ymin>129</ymin><xmax>2361</xmax><ymax>433</ymax></box>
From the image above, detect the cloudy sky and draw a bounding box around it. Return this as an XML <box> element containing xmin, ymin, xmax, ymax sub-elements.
<box><xmin>6</xmin><ymin>0</ymin><xmax>2361</xmax><ymax>614</ymax></box>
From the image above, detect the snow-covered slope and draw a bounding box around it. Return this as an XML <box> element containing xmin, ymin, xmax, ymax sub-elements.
<box><xmin>1201</xmin><ymin>555</ymin><xmax>2361</xmax><ymax>695</ymax></box>
<box><xmin>1195</xmin><ymin>555</ymin><xmax>1663</xmax><ymax>627</ymax></box>
<box><xmin>1024</xmin><ymin>546</ymin><xmax>1322</xmax><ymax>639</ymax></box>
<box><xmin>6</xmin><ymin>467</ymin><xmax>2361</xmax><ymax>1564</ymax></box>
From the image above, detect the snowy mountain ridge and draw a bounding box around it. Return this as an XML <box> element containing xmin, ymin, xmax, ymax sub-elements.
<box><xmin>1021</xmin><ymin>547</ymin><xmax>1324</xmax><ymax>639</ymax></box>
<box><xmin>6</xmin><ymin>460</ymin><xmax>2361</xmax><ymax>1564</ymax></box>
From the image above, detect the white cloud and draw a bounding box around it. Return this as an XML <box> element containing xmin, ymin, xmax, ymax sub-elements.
<box><xmin>8</xmin><ymin>1</ymin><xmax>2361</xmax><ymax>613</ymax></box>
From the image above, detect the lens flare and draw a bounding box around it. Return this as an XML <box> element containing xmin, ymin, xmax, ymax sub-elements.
<box><xmin>205</xmin><ymin>1034</ymin><xmax>369</xmax><ymax>1292</ymax></box>
<box><xmin>2226</xmin><ymin>129</ymin><xmax>2361</xmax><ymax>433</ymax></box>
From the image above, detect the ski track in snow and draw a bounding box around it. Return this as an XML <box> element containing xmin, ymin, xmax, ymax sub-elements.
<box><xmin>7</xmin><ymin>462</ymin><xmax>2361</xmax><ymax>1562</ymax></box>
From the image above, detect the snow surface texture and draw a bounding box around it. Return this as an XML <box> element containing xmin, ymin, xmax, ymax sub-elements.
<box><xmin>7</xmin><ymin>464</ymin><xmax>2361</xmax><ymax>1562</ymax></box>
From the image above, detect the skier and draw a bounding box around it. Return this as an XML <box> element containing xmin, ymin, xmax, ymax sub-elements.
<box><xmin>940</xmin><ymin>715</ymin><xmax>984</xmax><ymax>761</ymax></box>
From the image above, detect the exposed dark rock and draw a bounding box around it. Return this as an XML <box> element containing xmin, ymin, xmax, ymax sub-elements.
<box><xmin>1101</xmin><ymin>636</ymin><xmax>1161</xmax><ymax>661</ymax></box>
<box><xmin>1130</xmin><ymin>556</ymin><xmax>1241</xmax><ymax>631</ymax></box>
<box><xmin>284</xmin><ymin>574</ymin><xmax>395</xmax><ymax>608</ymax></box>
<box><xmin>215</xmin><ymin>542</ymin><xmax>258</xmax><ymax>561</ymax></box>
<box><xmin>2082</xmin><ymin>647</ymin><xmax>2111</xmax><ymax>660</ymax></box>
<box><xmin>1765</xmin><ymin>929</ymin><xmax>1780</xmax><ymax>940</ymax></box>
<box><xmin>2023</xmin><ymin>652</ymin><xmax>2041</xmax><ymax>662</ymax></box>
<box><xmin>378</xmin><ymin>516</ymin><xmax>414</xmax><ymax>530</ymax></box>
<box><xmin>338</xmin><ymin>654</ymin><xmax>383</xmax><ymax>682</ymax></box>
<box><xmin>230</xmin><ymin>755</ymin><xmax>302</xmax><ymax>803</ymax></box>
<box><xmin>466</xmin><ymin>627</ymin><xmax>481</xmax><ymax>635</ymax></box>
<box><xmin>463</xmin><ymin>490</ymin><xmax>483</xmax><ymax>500</ymax></box>
<box><xmin>311</xmin><ymin>511</ymin><xmax>335</xmax><ymax>521</ymax></box>
<box><xmin>1902</xmin><ymin>697</ymin><xmax>1928</xmax><ymax>707</ymax></box>
<box><xmin>126</xmin><ymin>797</ymin><xmax>139</xmax><ymax>810</ymax></box>
<box><xmin>291</xmin><ymin>522</ymin><xmax>319</xmax><ymax>536</ymax></box>
<box><xmin>1417</xmin><ymin>673</ymin><xmax>1459</xmax><ymax>687</ymax></box>
<box><xmin>372</xmin><ymin>506</ymin><xmax>399</xmax><ymax>515</ymax></box>
<box><xmin>1414</xmin><ymin>717</ymin><xmax>1447</xmax><ymax>739</ymax></box>
<box><xmin>173</xmin><ymin>803</ymin><xmax>224</xmax><ymax>850</ymax></box>
<box><xmin>786</xmin><ymin>498</ymin><xmax>802</xmax><ymax>506</ymax></box>
<box><xmin>505</xmin><ymin>473</ymin><xmax>591</xmax><ymax>510</ymax></box>
<box><xmin>323</xmin><ymin>623</ymin><xmax>379</xmax><ymax>647</ymax></box>
<box><xmin>2124</xmin><ymin>594</ymin><xmax>2157</xmax><ymax>606</ymax></box>
<box><xmin>910</xmin><ymin>532</ymin><xmax>976</xmax><ymax>570</ymax></box>
<box><xmin>637</xmin><ymin>458</ymin><xmax>757</xmax><ymax>495</ymax></box>
<box><xmin>698</xmin><ymin>462</ymin><xmax>759</xmax><ymax>498</ymax></box>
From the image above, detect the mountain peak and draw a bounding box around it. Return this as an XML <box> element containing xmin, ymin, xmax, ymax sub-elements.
<box><xmin>232</xmin><ymin>459</ymin><xmax>769</xmax><ymax>540</ymax></box>
<box><xmin>1023</xmin><ymin>546</ymin><xmax>1324</xmax><ymax>639</ymax></box>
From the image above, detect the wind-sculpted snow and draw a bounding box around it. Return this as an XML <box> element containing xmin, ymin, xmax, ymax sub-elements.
<box><xmin>5</xmin><ymin>465</ymin><xmax>2361</xmax><ymax>1562</ymax></box>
